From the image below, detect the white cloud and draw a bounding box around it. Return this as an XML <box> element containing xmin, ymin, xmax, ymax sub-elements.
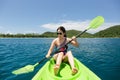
<box><xmin>41</xmin><ymin>20</ymin><xmax>90</xmax><ymax>31</ymax></box>
<box><xmin>41</xmin><ymin>20</ymin><xmax>120</xmax><ymax>34</ymax></box>
<box><xmin>5</xmin><ymin>30</ymin><xmax>13</xmax><ymax>34</ymax></box>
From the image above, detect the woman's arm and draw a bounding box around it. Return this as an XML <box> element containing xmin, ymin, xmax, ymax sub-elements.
<box><xmin>68</xmin><ymin>36</ymin><xmax>79</xmax><ymax>47</ymax></box>
<box><xmin>46</xmin><ymin>39</ymin><xmax>56</xmax><ymax>58</ymax></box>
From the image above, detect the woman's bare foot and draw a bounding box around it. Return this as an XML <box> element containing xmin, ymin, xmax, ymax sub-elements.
<box><xmin>72</xmin><ymin>67</ymin><xmax>78</xmax><ymax>75</ymax></box>
<box><xmin>54</xmin><ymin>64</ymin><xmax>60</xmax><ymax>75</ymax></box>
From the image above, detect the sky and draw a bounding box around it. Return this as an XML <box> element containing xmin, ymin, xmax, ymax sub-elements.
<box><xmin>0</xmin><ymin>0</ymin><xmax>120</xmax><ymax>34</ymax></box>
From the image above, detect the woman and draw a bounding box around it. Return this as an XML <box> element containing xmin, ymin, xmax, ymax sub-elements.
<box><xmin>46</xmin><ymin>26</ymin><xmax>79</xmax><ymax>75</ymax></box>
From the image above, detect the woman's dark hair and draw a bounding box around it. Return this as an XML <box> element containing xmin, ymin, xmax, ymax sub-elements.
<box><xmin>57</xmin><ymin>26</ymin><xmax>67</xmax><ymax>37</ymax></box>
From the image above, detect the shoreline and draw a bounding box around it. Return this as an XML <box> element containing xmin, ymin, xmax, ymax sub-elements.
<box><xmin>0</xmin><ymin>37</ymin><xmax>120</xmax><ymax>39</ymax></box>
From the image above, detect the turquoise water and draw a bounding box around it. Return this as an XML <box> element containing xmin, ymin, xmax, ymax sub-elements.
<box><xmin>0</xmin><ymin>38</ymin><xmax>120</xmax><ymax>80</ymax></box>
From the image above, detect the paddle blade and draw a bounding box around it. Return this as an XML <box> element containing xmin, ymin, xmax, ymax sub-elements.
<box><xmin>12</xmin><ymin>65</ymin><xmax>34</xmax><ymax>75</ymax></box>
<box><xmin>87</xmin><ymin>16</ymin><xmax>104</xmax><ymax>30</ymax></box>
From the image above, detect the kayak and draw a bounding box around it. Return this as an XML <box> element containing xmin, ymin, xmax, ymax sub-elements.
<box><xmin>32</xmin><ymin>58</ymin><xmax>101</xmax><ymax>80</ymax></box>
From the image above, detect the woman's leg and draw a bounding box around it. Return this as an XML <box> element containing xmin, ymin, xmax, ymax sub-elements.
<box><xmin>53</xmin><ymin>52</ymin><xmax>64</xmax><ymax>64</ymax></box>
<box><xmin>66</xmin><ymin>51</ymin><xmax>78</xmax><ymax>75</ymax></box>
<box><xmin>53</xmin><ymin>54</ymin><xmax>58</xmax><ymax>61</ymax></box>
<box><xmin>54</xmin><ymin>52</ymin><xmax>64</xmax><ymax>75</ymax></box>
<box><xmin>56</xmin><ymin>52</ymin><xmax>64</xmax><ymax>65</ymax></box>
<box><xmin>66</xmin><ymin>51</ymin><xmax>75</xmax><ymax>69</ymax></box>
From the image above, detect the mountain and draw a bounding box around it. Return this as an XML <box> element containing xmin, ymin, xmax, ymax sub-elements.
<box><xmin>66</xmin><ymin>30</ymin><xmax>93</xmax><ymax>38</ymax></box>
<box><xmin>41</xmin><ymin>25</ymin><xmax>120</xmax><ymax>38</ymax></box>
<box><xmin>0</xmin><ymin>25</ymin><xmax>120</xmax><ymax>38</ymax></box>
<box><xmin>41</xmin><ymin>29</ymin><xmax>93</xmax><ymax>38</ymax></box>
<box><xmin>41</xmin><ymin>32</ymin><xmax>57</xmax><ymax>37</ymax></box>
<box><xmin>94</xmin><ymin>25</ymin><xmax>120</xmax><ymax>38</ymax></box>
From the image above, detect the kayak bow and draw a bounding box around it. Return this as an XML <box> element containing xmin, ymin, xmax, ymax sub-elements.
<box><xmin>32</xmin><ymin>58</ymin><xmax>101</xmax><ymax>80</ymax></box>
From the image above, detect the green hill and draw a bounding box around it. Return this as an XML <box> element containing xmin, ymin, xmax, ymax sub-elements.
<box><xmin>94</xmin><ymin>25</ymin><xmax>120</xmax><ymax>38</ymax></box>
<box><xmin>41</xmin><ymin>29</ymin><xmax>93</xmax><ymax>38</ymax></box>
<box><xmin>41</xmin><ymin>25</ymin><xmax>120</xmax><ymax>38</ymax></box>
<box><xmin>66</xmin><ymin>30</ymin><xmax>93</xmax><ymax>38</ymax></box>
<box><xmin>41</xmin><ymin>32</ymin><xmax>57</xmax><ymax>37</ymax></box>
<box><xmin>0</xmin><ymin>25</ymin><xmax>120</xmax><ymax>38</ymax></box>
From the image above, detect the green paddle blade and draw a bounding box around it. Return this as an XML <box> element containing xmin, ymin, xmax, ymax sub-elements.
<box><xmin>12</xmin><ymin>65</ymin><xmax>34</xmax><ymax>75</ymax></box>
<box><xmin>12</xmin><ymin>63</ymin><xmax>39</xmax><ymax>75</ymax></box>
<box><xmin>87</xmin><ymin>16</ymin><xmax>104</xmax><ymax>30</ymax></box>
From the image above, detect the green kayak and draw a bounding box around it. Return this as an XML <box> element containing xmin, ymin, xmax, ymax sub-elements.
<box><xmin>32</xmin><ymin>58</ymin><xmax>101</xmax><ymax>80</ymax></box>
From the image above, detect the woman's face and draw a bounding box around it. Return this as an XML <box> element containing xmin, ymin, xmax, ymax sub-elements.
<box><xmin>57</xmin><ymin>29</ymin><xmax>64</xmax><ymax>38</ymax></box>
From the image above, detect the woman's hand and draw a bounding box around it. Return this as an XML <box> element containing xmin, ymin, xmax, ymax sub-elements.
<box><xmin>71</xmin><ymin>36</ymin><xmax>77</xmax><ymax>41</ymax></box>
<box><xmin>70</xmin><ymin>36</ymin><xmax>79</xmax><ymax>47</ymax></box>
<box><xmin>46</xmin><ymin>54</ymin><xmax>51</xmax><ymax>58</ymax></box>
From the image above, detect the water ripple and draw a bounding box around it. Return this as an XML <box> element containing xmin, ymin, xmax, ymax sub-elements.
<box><xmin>0</xmin><ymin>38</ymin><xmax>120</xmax><ymax>80</ymax></box>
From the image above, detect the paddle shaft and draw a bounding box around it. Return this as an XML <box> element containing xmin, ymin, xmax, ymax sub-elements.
<box><xmin>38</xmin><ymin>57</ymin><xmax>46</xmax><ymax>64</ymax></box>
<box><xmin>66</xmin><ymin>29</ymin><xmax>88</xmax><ymax>45</ymax></box>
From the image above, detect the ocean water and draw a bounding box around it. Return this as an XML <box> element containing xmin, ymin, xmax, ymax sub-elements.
<box><xmin>0</xmin><ymin>38</ymin><xmax>120</xmax><ymax>80</ymax></box>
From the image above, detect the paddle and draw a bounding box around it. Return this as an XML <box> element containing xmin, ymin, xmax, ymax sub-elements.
<box><xmin>12</xmin><ymin>16</ymin><xmax>104</xmax><ymax>75</ymax></box>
